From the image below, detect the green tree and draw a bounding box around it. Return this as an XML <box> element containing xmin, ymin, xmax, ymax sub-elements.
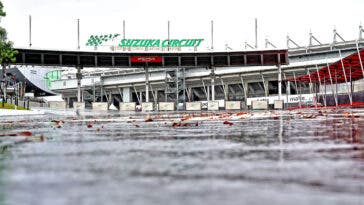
<box><xmin>0</xmin><ymin>1</ymin><xmax>17</xmax><ymax>105</ymax></box>
<box><xmin>0</xmin><ymin>1</ymin><xmax>17</xmax><ymax>67</ymax></box>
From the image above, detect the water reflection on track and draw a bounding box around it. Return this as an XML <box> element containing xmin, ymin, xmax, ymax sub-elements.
<box><xmin>0</xmin><ymin>109</ymin><xmax>363</xmax><ymax>205</ymax></box>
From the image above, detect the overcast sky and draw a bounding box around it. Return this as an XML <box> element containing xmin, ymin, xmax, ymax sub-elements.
<box><xmin>1</xmin><ymin>0</ymin><xmax>364</xmax><ymax>51</ymax></box>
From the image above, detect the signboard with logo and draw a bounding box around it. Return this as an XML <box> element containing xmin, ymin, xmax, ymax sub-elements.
<box><xmin>85</xmin><ymin>33</ymin><xmax>204</xmax><ymax>50</ymax></box>
<box><xmin>130</xmin><ymin>56</ymin><xmax>162</xmax><ymax>63</ymax></box>
<box><xmin>247</xmin><ymin>94</ymin><xmax>316</xmax><ymax>106</ymax></box>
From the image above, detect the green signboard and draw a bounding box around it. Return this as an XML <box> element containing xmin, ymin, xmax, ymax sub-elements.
<box><xmin>86</xmin><ymin>34</ymin><xmax>120</xmax><ymax>46</ymax></box>
<box><xmin>119</xmin><ymin>39</ymin><xmax>203</xmax><ymax>47</ymax></box>
<box><xmin>85</xmin><ymin>34</ymin><xmax>204</xmax><ymax>48</ymax></box>
<box><xmin>44</xmin><ymin>70</ymin><xmax>62</xmax><ymax>89</ymax></box>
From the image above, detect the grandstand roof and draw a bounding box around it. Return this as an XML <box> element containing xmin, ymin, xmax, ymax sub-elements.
<box><xmin>285</xmin><ymin>48</ymin><xmax>364</xmax><ymax>84</ymax></box>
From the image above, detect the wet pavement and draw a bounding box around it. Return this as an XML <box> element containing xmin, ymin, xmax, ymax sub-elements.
<box><xmin>0</xmin><ymin>109</ymin><xmax>364</xmax><ymax>205</ymax></box>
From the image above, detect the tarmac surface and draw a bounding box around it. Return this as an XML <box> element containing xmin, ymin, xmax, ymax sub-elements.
<box><xmin>0</xmin><ymin>108</ymin><xmax>364</xmax><ymax>205</ymax></box>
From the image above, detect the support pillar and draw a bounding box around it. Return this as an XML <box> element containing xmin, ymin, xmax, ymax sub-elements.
<box><xmin>315</xmin><ymin>64</ymin><xmax>324</xmax><ymax>107</ymax></box>
<box><xmin>186</xmin><ymin>88</ymin><xmax>192</xmax><ymax>102</ymax></box>
<box><xmin>356</xmin><ymin>41</ymin><xmax>364</xmax><ymax>78</ymax></box>
<box><xmin>145</xmin><ymin>66</ymin><xmax>149</xmax><ymax>102</ymax></box>
<box><xmin>108</xmin><ymin>92</ymin><xmax>112</xmax><ymax>105</ymax></box>
<box><xmin>224</xmin><ymin>84</ymin><xmax>229</xmax><ymax>101</ymax></box>
<box><xmin>265</xmin><ymin>81</ymin><xmax>269</xmax><ymax>97</ymax></box>
<box><xmin>122</xmin><ymin>87</ymin><xmax>132</xmax><ymax>102</ymax></box>
<box><xmin>240</xmin><ymin>76</ymin><xmax>248</xmax><ymax>107</ymax></box>
<box><xmin>326</xmin><ymin>60</ymin><xmax>338</xmax><ymax>107</ymax></box>
<box><xmin>293</xmin><ymin>72</ymin><xmax>302</xmax><ymax>107</ymax></box>
<box><xmin>286</xmin><ymin>81</ymin><xmax>291</xmax><ymax>95</ymax></box>
<box><xmin>324</xmin><ymin>77</ymin><xmax>327</xmax><ymax>107</ymax></box>
<box><xmin>261</xmin><ymin>74</ymin><xmax>268</xmax><ymax>98</ymax></box>
<box><xmin>286</xmin><ymin>81</ymin><xmax>290</xmax><ymax>107</ymax></box>
<box><xmin>118</xmin><ymin>87</ymin><xmax>123</xmax><ymax>102</ymax></box>
<box><xmin>2</xmin><ymin>64</ymin><xmax>6</xmax><ymax>105</ymax></box>
<box><xmin>67</xmin><ymin>97</ymin><xmax>70</xmax><ymax>108</ymax></box>
<box><xmin>244</xmin><ymin>82</ymin><xmax>249</xmax><ymax>99</ymax></box>
<box><xmin>100</xmin><ymin>86</ymin><xmax>104</xmax><ymax>102</ymax></box>
<box><xmin>211</xmin><ymin>67</ymin><xmax>215</xmax><ymax>101</ymax></box>
<box><xmin>339</xmin><ymin>50</ymin><xmax>353</xmax><ymax>105</ymax></box>
<box><xmin>133</xmin><ymin>85</ymin><xmax>140</xmax><ymax>104</ymax></box>
<box><xmin>202</xmin><ymin>79</ymin><xmax>208</xmax><ymax>100</ymax></box>
<box><xmin>154</xmin><ymin>90</ymin><xmax>158</xmax><ymax>103</ymax></box>
<box><xmin>76</xmin><ymin>65</ymin><xmax>82</xmax><ymax>102</ymax></box>
<box><xmin>93</xmin><ymin>83</ymin><xmax>96</xmax><ymax>102</ymax></box>
<box><xmin>278</xmin><ymin>64</ymin><xmax>282</xmax><ymax>100</ymax></box>
<box><xmin>220</xmin><ymin>77</ymin><xmax>228</xmax><ymax>100</ymax></box>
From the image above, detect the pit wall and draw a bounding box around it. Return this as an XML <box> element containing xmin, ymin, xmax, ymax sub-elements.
<box><xmin>23</xmin><ymin>91</ymin><xmax>364</xmax><ymax>111</ymax></box>
<box><xmin>29</xmin><ymin>99</ymin><xmax>294</xmax><ymax>111</ymax></box>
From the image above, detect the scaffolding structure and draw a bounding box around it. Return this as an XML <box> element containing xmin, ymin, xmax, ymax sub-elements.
<box><xmin>164</xmin><ymin>68</ymin><xmax>186</xmax><ymax>109</ymax></box>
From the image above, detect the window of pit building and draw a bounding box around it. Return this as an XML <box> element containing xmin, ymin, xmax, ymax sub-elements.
<box><xmin>226</xmin><ymin>84</ymin><xmax>245</xmax><ymax>101</ymax></box>
<box><xmin>247</xmin><ymin>82</ymin><xmax>265</xmax><ymax>98</ymax></box>
<box><xmin>268</xmin><ymin>81</ymin><xmax>287</xmax><ymax>95</ymax></box>
<box><xmin>289</xmin><ymin>82</ymin><xmax>311</xmax><ymax>95</ymax></box>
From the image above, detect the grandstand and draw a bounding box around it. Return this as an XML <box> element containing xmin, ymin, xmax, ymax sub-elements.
<box><xmin>3</xmin><ymin>28</ymin><xmax>364</xmax><ymax>110</ymax></box>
